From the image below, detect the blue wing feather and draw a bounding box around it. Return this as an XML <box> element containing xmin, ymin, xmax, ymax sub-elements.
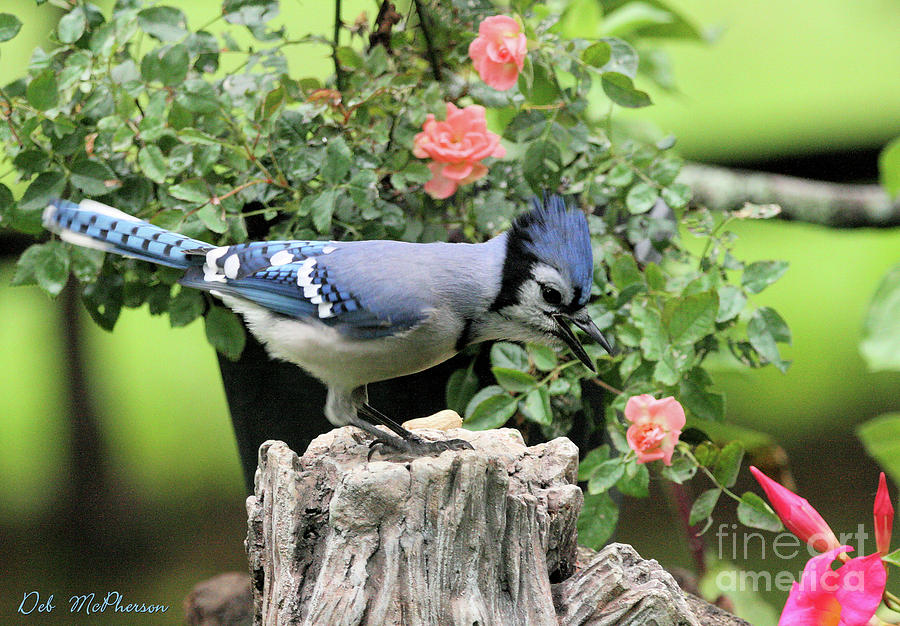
<box><xmin>45</xmin><ymin>199</ymin><xmax>428</xmax><ymax>339</ymax></box>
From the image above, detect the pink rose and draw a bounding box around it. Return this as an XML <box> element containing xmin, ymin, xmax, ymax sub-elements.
<box><xmin>468</xmin><ymin>15</ymin><xmax>527</xmax><ymax>91</ymax></box>
<box><xmin>624</xmin><ymin>394</ymin><xmax>685</xmax><ymax>465</ymax></box>
<box><xmin>412</xmin><ymin>102</ymin><xmax>505</xmax><ymax>199</ymax></box>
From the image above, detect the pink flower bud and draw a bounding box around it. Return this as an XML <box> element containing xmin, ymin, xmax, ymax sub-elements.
<box><xmin>750</xmin><ymin>466</ymin><xmax>841</xmax><ymax>553</ymax></box>
<box><xmin>468</xmin><ymin>16</ymin><xmax>528</xmax><ymax>91</ymax></box>
<box><xmin>874</xmin><ymin>472</ymin><xmax>893</xmax><ymax>555</ymax></box>
<box><xmin>623</xmin><ymin>394</ymin><xmax>685</xmax><ymax>465</ymax></box>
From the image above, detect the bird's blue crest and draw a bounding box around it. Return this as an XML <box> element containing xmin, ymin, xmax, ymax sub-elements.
<box><xmin>511</xmin><ymin>195</ymin><xmax>593</xmax><ymax>306</ymax></box>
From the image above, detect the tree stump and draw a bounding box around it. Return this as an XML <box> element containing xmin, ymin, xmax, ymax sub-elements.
<box><xmin>244</xmin><ymin>428</ymin><xmax>745</xmax><ymax>625</ymax></box>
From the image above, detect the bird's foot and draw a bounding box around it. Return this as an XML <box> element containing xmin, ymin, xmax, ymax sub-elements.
<box><xmin>367</xmin><ymin>432</ymin><xmax>473</xmax><ymax>460</ymax></box>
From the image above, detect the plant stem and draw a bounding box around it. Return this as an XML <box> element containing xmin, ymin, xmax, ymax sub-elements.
<box><xmin>590</xmin><ymin>377</ymin><xmax>624</xmax><ymax>396</ymax></box>
<box><xmin>413</xmin><ymin>0</ymin><xmax>442</xmax><ymax>82</ymax></box>
<box><xmin>333</xmin><ymin>0</ymin><xmax>345</xmax><ymax>91</ymax></box>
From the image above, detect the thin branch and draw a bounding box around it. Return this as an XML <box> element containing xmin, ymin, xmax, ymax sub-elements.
<box><xmin>680</xmin><ymin>162</ymin><xmax>900</xmax><ymax>228</ymax></box>
<box><xmin>412</xmin><ymin>0</ymin><xmax>442</xmax><ymax>82</ymax></box>
<box><xmin>333</xmin><ymin>0</ymin><xmax>345</xmax><ymax>91</ymax></box>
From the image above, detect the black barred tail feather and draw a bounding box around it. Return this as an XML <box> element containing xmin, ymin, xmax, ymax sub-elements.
<box><xmin>42</xmin><ymin>199</ymin><xmax>211</xmax><ymax>269</ymax></box>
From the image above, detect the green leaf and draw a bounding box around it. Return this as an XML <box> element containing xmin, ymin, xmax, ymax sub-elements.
<box><xmin>879</xmin><ymin>136</ymin><xmax>900</xmax><ymax>197</ymax></box>
<box><xmin>653</xmin><ymin>347</ymin><xmax>687</xmax><ymax>385</ymax></box>
<box><xmin>204</xmin><ymin>306</ymin><xmax>246</xmax><ymax>361</ymax></box>
<box><xmin>857</xmin><ymin>413</ymin><xmax>900</xmax><ymax>486</ymax></box>
<box><xmin>0</xmin><ymin>182</ymin><xmax>13</xmax><ymax>213</ymax></box>
<box><xmin>582</xmin><ymin>41</ymin><xmax>611</xmax><ymax>67</ymax></box>
<box><xmin>601</xmin><ymin>37</ymin><xmax>639</xmax><ymax>77</ymax></box>
<box><xmin>151</xmin><ymin>43</ymin><xmax>190</xmax><ymax>86</ymax></box>
<box><xmin>716</xmin><ymin>285</ymin><xmax>747</xmax><ymax>323</ymax></box>
<box><xmin>606</xmin><ymin>162</ymin><xmax>633</xmax><ymax>187</ymax></box>
<box><xmin>82</xmin><ymin>271</ymin><xmax>123</xmax><ymax>330</ymax></box>
<box><xmin>679</xmin><ymin>368</ymin><xmax>725</xmax><ymax>422</ymax></box>
<box><xmin>0</xmin><ymin>13</ymin><xmax>22</xmax><ymax>42</ymax></box>
<box><xmin>19</xmin><ymin>170</ymin><xmax>67</xmax><ymax>211</ymax></box>
<box><xmin>661</xmin><ymin>452</ymin><xmax>697</xmax><ymax>483</ymax></box>
<box><xmin>663</xmin><ymin>291</ymin><xmax>718</xmax><ymax>346</ymax></box>
<box><xmin>742</xmin><ymin>260</ymin><xmax>789</xmax><ymax>294</ymax></box>
<box><xmin>169</xmin><ymin>288</ymin><xmax>205</xmax><ymax>327</ymax></box>
<box><xmin>169</xmin><ymin>180</ymin><xmax>209</xmax><ymax>203</ymax></box>
<box><xmin>335</xmin><ymin>46</ymin><xmax>363</xmax><ymax>69</ymax></box>
<box><xmin>523</xmin><ymin>140</ymin><xmax>562</xmax><ymax>192</ymax></box>
<box><xmin>138</xmin><ymin>145</ymin><xmax>168</xmax><ymax>184</ymax></box>
<box><xmin>577</xmin><ymin>492</ymin><xmax>619</xmax><ymax>549</ymax></box>
<box><xmin>607</xmin><ymin>425</ymin><xmax>630</xmax><ymax>453</ymax></box>
<box><xmin>748</xmin><ymin>307</ymin><xmax>791</xmax><ymax>372</ymax></box>
<box><xmin>860</xmin><ymin>264</ymin><xmax>900</xmax><ymax>371</ymax></box>
<box><xmin>521</xmin><ymin>58</ymin><xmax>561</xmax><ymax>105</ymax></box>
<box><xmin>69</xmin><ymin>247</ymin><xmax>104</xmax><ymax>282</ymax></box>
<box><xmin>311</xmin><ymin>189</ymin><xmax>337</xmax><ymax>233</ymax></box>
<box><xmin>737</xmin><ymin>492</ymin><xmax>783</xmax><ymax>532</ymax></box>
<box><xmin>602</xmin><ymin>2</ymin><xmax>674</xmax><ymax>37</ymax></box>
<box><xmin>492</xmin><ymin>367</ymin><xmax>536</xmax><ymax>393</ymax></box>
<box><xmin>601</xmin><ymin>71</ymin><xmax>651</xmax><ymax>108</ymax></box>
<box><xmin>578</xmin><ymin>445</ymin><xmax>610</xmax><ymax>481</ymax></box>
<box><xmin>520</xmin><ymin>387</ymin><xmax>552</xmax><ymax>425</ymax></box>
<box><xmin>222</xmin><ymin>0</ymin><xmax>279</xmax><ymax>26</ymax></box>
<box><xmin>610</xmin><ymin>254</ymin><xmax>643</xmax><ymax>288</ymax></box>
<box><xmin>58</xmin><ymin>8</ymin><xmax>88</xmax><ymax>43</ymax></box>
<box><xmin>464</xmin><ymin>385</ymin><xmax>504</xmax><ymax>419</ymax></box>
<box><xmin>689</xmin><ymin>488</ymin><xmax>721</xmax><ymax>526</ymax></box>
<box><xmin>138</xmin><ymin>6</ymin><xmax>189</xmax><ymax>41</ymax></box>
<box><xmin>70</xmin><ymin>159</ymin><xmax>121</xmax><ymax>195</ymax></box>
<box><xmin>712</xmin><ymin>442</ymin><xmax>744</xmax><ymax>488</ymax></box>
<box><xmin>883</xmin><ymin>547</ymin><xmax>900</xmax><ymax>569</ymax></box>
<box><xmin>616</xmin><ymin>460</ymin><xmax>650</xmax><ymax>498</ymax></box>
<box><xmin>176</xmin><ymin>79</ymin><xmax>219</xmax><ymax>113</ymax></box>
<box><xmin>632</xmin><ymin>302</ymin><xmax>665</xmax><ymax>360</ymax></box>
<box><xmin>588</xmin><ymin>458</ymin><xmax>626</xmax><ymax>494</ymax></box>
<box><xmin>26</xmin><ymin>70</ymin><xmax>59</xmax><ymax>111</ymax></box>
<box><xmin>168</xmin><ymin>144</ymin><xmax>194</xmax><ymax>176</ymax></box>
<box><xmin>323</xmin><ymin>136</ymin><xmax>352</xmax><ymax>184</ymax></box>
<box><xmin>12</xmin><ymin>241</ymin><xmax>70</xmax><ymax>296</ymax></box>
<box><xmin>465</xmin><ymin>392</ymin><xmax>518</xmax><ymax>431</ymax></box>
<box><xmin>446</xmin><ymin>366</ymin><xmax>479</xmax><ymax>415</ymax></box>
<box><xmin>195</xmin><ymin>205</ymin><xmax>228</xmax><ymax>233</ymax></box>
<box><xmin>625</xmin><ymin>182</ymin><xmax>658</xmax><ymax>214</ymax></box>
<box><xmin>490</xmin><ymin>342</ymin><xmax>529</xmax><ymax>370</ymax></box>
<box><xmin>528</xmin><ymin>343</ymin><xmax>558</xmax><ymax>371</ymax></box>
<box><xmin>693</xmin><ymin>441</ymin><xmax>718</xmax><ymax>467</ymax></box>
<box><xmin>662</xmin><ymin>183</ymin><xmax>691</xmax><ymax>209</ymax></box>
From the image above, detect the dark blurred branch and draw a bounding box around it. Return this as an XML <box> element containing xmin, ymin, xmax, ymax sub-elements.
<box><xmin>666</xmin><ymin>482</ymin><xmax>707</xmax><ymax>576</ymax></box>
<box><xmin>58</xmin><ymin>280</ymin><xmax>116</xmax><ymax>559</ymax></box>
<box><xmin>368</xmin><ymin>1</ymin><xmax>401</xmax><ymax>52</ymax></box>
<box><xmin>681</xmin><ymin>163</ymin><xmax>900</xmax><ymax>228</ymax></box>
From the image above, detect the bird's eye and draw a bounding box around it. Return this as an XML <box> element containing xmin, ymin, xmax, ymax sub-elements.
<box><xmin>541</xmin><ymin>285</ymin><xmax>562</xmax><ymax>306</ymax></box>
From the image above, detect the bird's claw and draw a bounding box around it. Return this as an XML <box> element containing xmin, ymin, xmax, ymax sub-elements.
<box><xmin>367</xmin><ymin>434</ymin><xmax>474</xmax><ymax>459</ymax></box>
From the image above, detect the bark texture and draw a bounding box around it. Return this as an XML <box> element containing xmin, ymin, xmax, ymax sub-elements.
<box><xmin>244</xmin><ymin>428</ymin><xmax>746</xmax><ymax>625</ymax></box>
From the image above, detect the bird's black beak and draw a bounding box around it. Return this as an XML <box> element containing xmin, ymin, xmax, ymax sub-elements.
<box><xmin>552</xmin><ymin>313</ymin><xmax>614</xmax><ymax>373</ymax></box>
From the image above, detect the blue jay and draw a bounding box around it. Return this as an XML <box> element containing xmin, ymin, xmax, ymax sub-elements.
<box><xmin>42</xmin><ymin>195</ymin><xmax>612</xmax><ymax>455</ymax></box>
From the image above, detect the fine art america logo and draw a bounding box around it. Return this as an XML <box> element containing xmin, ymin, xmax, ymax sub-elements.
<box><xmin>714</xmin><ymin>522</ymin><xmax>876</xmax><ymax>592</ymax></box>
<box><xmin>18</xmin><ymin>591</ymin><xmax>169</xmax><ymax>616</ymax></box>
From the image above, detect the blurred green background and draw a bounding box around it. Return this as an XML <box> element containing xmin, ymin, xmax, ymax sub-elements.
<box><xmin>1</xmin><ymin>0</ymin><xmax>899</xmax><ymax>623</ymax></box>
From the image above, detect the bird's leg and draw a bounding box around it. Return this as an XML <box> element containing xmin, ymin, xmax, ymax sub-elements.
<box><xmin>348</xmin><ymin>388</ymin><xmax>473</xmax><ymax>456</ymax></box>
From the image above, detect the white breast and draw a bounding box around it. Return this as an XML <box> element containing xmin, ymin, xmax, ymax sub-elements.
<box><xmin>220</xmin><ymin>296</ymin><xmax>462</xmax><ymax>392</ymax></box>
